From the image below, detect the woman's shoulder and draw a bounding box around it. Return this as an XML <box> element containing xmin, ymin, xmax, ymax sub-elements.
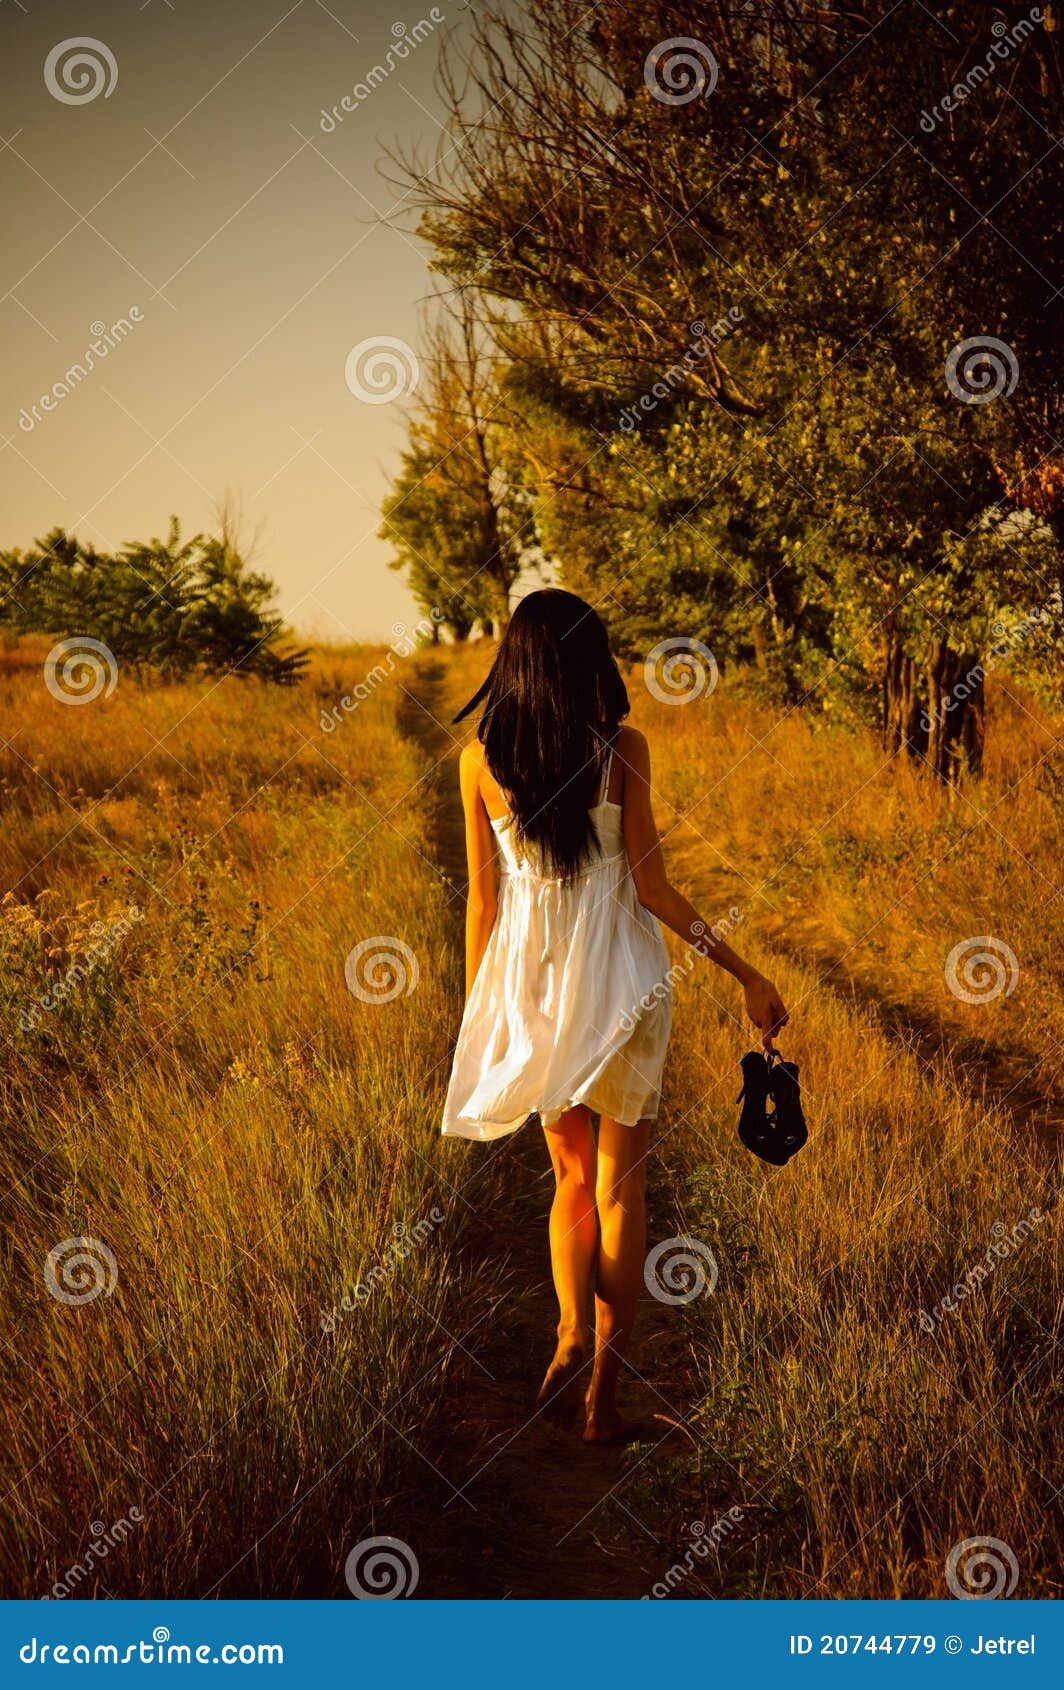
<box><xmin>460</xmin><ymin>738</ymin><xmax>506</xmax><ymax>814</ymax></box>
<box><xmin>614</xmin><ymin>723</ymin><xmax>650</xmax><ymax>767</ymax></box>
<box><xmin>459</xmin><ymin>737</ymin><xmax>488</xmax><ymax>797</ymax></box>
<box><xmin>459</xmin><ymin>737</ymin><xmax>487</xmax><ymax>774</ymax></box>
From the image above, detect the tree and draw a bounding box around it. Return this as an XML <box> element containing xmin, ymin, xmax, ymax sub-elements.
<box><xmin>0</xmin><ymin>517</ymin><xmax>307</xmax><ymax>684</ymax></box>
<box><xmin>396</xmin><ymin>0</ymin><xmax>1063</xmax><ymax>777</ymax></box>
<box><xmin>380</xmin><ymin>294</ymin><xmax>539</xmax><ymax>636</ymax></box>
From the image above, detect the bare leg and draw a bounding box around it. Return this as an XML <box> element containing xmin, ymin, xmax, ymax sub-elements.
<box><xmin>585</xmin><ymin>1115</ymin><xmax>651</xmax><ymax>1444</ymax></box>
<box><xmin>536</xmin><ymin>1106</ymin><xmax>597</xmax><ymax>1424</ymax></box>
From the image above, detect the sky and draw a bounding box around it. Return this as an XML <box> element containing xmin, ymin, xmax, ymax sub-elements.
<box><xmin>1</xmin><ymin>0</ymin><xmax>477</xmax><ymax>643</ymax></box>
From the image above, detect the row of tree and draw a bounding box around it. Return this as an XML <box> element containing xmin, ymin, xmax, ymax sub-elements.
<box><xmin>380</xmin><ymin>0</ymin><xmax>1063</xmax><ymax>776</ymax></box>
<box><xmin>0</xmin><ymin>516</ymin><xmax>307</xmax><ymax>685</ymax></box>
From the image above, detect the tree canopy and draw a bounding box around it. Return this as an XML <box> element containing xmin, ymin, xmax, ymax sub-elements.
<box><xmin>380</xmin><ymin>295</ymin><xmax>541</xmax><ymax>635</ymax></box>
<box><xmin>0</xmin><ymin>517</ymin><xmax>307</xmax><ymax>685</ymax></box>
<box><xmin>385</xmin><ymin>0</ymin><xmax>1063</xmax><ymax>776</ymax></box>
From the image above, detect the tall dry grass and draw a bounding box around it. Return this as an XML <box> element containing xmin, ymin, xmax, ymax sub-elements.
<box><xmin>2</xmin><ymin>631</ymin><xmax>1061</xmax><ymax>1599</ymax></box>
<box><xmin>636</xmin><ymin>666</ymin><xmax>1062</xmax><ymax>1597</ymax></box>
<box><xmin>438</xmin><ymin>639</ymin><xmax>1064</xmax><ymax>1598</ymax></box>
<box><xmin>0</xmin><ymin>637</ymin><xmax>480</xmax><ymax>1598</ymax></box>
<box><xmin>649</xmin><ymin>945</ymin><xmax>1063</xmax><ymax>1597</ymax></box>
<box><xmin>653</xmin><ymin>673</ymin><xmax>1064</xmax><ymax>1110</ymax></box>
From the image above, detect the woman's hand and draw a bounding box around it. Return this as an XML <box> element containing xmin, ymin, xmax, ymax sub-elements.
<box><xmin>742</xmin><ymin>970</ymin><xmax>789</xmax><ymax>1051</ymax></box>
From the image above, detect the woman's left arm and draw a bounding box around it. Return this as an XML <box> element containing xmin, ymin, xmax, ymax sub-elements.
<box><xmin>459</xmin><ymin>744</ymin><xmax>499</xmax><ymax>999</ymax></box>
<box><xmin>619</xmin><ymin>727</ymin><xmax>789</xmax><ymax>1049</ymax></box>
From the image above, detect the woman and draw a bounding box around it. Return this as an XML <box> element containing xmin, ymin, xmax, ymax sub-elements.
<box><xmin>442</xmin><ymin>589</ymin><xmax>788</xmax><ymax>1443</ymax></box>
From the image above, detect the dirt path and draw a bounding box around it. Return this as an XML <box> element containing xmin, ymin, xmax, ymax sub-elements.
<box><xmin>394</xmin><ymin>659</ymin><xmax>691</xmax><ymax>1600</ymax></box>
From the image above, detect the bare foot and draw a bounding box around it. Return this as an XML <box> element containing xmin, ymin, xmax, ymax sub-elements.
<box><xmin>583</xmin><ymin>1390</ymin><xmax>656</xmax><ymax>1444</ymax></box>
<box><xmin>582</xmin><ymin>1404</ymin><xmax>635</xmax><ymax>1445</ymax></box>
<box><xmin>536</xmin><ymin>1341</ymin><xmax>587</xmax><ymax>1427</ymax></box>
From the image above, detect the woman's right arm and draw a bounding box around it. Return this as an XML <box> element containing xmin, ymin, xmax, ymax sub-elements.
<box><xmin>618</xmin><ymin>727</ymin><xmax>789</xmax><ymax>1050</ymax></box>
<box><xmin>459</xmin><ymin>743</ymin><xmax>499</xmax><ymax>1000</ymax></box>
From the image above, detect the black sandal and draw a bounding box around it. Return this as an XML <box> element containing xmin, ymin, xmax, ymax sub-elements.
<box><xmin>736</xmin><ymin>1049</ymin><xmax>807</xmax><ymax>1164</ymax></box>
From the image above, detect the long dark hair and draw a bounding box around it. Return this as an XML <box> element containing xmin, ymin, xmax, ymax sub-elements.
<box><xmin>454</xmin><ymin>589</ymin><xmax>629</xmax><ymax>880</ymax></box>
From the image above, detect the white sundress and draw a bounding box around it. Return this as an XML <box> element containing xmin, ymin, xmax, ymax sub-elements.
<box><xmin>441</xmin><ymin>743</ymin><xmax>673</xmax><ymax>1141</ymax></box>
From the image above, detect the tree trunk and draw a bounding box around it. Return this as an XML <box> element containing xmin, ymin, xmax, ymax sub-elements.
<box><xmin>883</xmin><ymin>626</ymin><xmax>985</xmax><ymax>782</ymax></box>
<box><xmin>883</xmin><ymin>626</ymin><xmax>926</xmax><ymax>762</ymax></box>
<box><xmin>924</xmin><ymin>639</ymin><xmax>985</xmax><ymax>781</ymax></box>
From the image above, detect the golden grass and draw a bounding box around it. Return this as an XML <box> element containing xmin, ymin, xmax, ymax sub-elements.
<box><xmin>651</xmin><ymin>673</ymin><xmax>1064</xmax><ymax>1106</ymax></box>
<box><xmin>0</xmin><ymin>638</ymin><xmax>476</xmax><ymax>1598</ymax></box>
<box><xmin>437</xmin><ymin>640</ymin><xmax>1064</xmax><ymax>1598</ymax></box>
<box><xmin>2</xmin><ymin>632</ymin><xmax>1061</xmax><ymax>1598</ymax></box>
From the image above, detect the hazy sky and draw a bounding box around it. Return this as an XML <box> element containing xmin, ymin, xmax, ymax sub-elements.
<box><xmin>2</xmin><ymin>0</ymin><xmax>476</xmax><ymax>642</ymax></box>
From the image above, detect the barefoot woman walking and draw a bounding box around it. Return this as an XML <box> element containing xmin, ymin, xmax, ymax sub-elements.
<box><xmin>442</xmin><ymin>590</ymin><xmax>788</xmax><ymax>1443</ymax></box>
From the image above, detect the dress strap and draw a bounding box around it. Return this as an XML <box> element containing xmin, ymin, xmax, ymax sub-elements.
<box><xmin>597</xmin><ymin>738</ymin><xmax>615</xmax><ymax>805</ymax></box>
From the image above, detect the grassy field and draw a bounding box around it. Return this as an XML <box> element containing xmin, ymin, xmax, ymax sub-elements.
<box><xmin>1</xmin><ymin>633</ymin><xmax>1061</xmax><ymax>1598</ymax></box>
<box><xmin>0</xmin><ymin>636</ymin><xmax>490</xmax><ymax>1598</ymax></box>
<box><xmin>624</xmin><ymin>668</ymin><xmax>1064</xmax><ymax>1598</ymax></box>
